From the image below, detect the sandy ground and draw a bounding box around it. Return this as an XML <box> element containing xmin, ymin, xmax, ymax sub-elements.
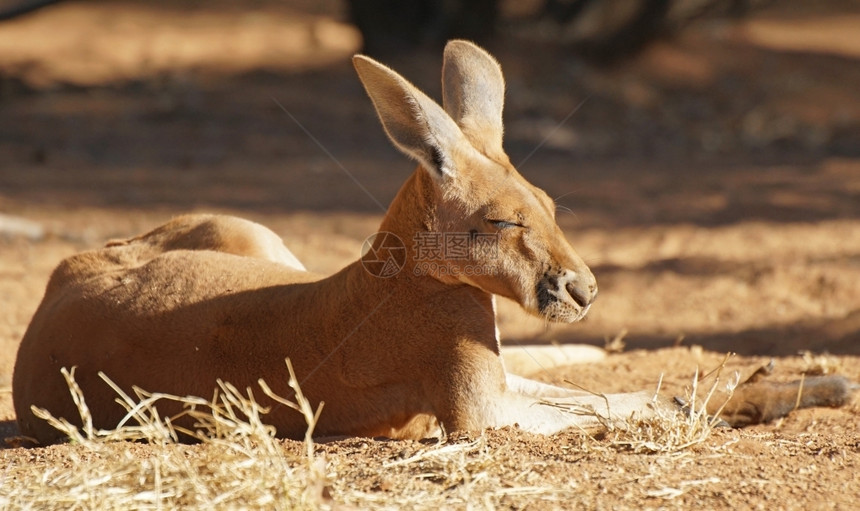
<box><xmin>0</xmin><ymin>1</ymin><xmax>859</xmax><ymax>509</ymax></box>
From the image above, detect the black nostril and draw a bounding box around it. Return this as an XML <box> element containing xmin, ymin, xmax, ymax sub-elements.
<box><xmin>566</xmin><ymin>282</ymin><xmax>594</xmax><ymax>308</ymax></box>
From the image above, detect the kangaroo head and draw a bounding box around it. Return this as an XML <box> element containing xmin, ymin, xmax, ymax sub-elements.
<box><xmin>354</xmin><ymin>40</ymin><xmax>596</xmax><ymax>323</ymax></box>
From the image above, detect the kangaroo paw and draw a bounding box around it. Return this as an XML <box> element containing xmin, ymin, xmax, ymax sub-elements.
<box><xmin>715</xmin><ymin>374</ymin><xmax>856</xmax><ymax>427</ymax></box>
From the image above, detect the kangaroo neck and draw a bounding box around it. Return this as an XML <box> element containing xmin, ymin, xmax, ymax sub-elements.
<box><xmin>294</xmin><ymin>165</ymin><xmax>498</xmax><ymax>356</ymax></box>
<box><xmin>377</xmin><ymin>167</ymin><xmax>440</xmax><ymax>259</ymax></box>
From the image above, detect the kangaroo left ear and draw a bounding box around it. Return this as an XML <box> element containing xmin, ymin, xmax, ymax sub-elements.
<box><xmin>353</xmin><ymin>54</ymin><xmax>466</xmax><ymax>181</ymax></box>
<box><xmin>442</xmin><ymin>40</ymin><xmax>506</xmax><ymax>158</ymax></box>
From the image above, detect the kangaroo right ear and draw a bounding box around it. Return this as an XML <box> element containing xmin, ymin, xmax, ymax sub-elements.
<box><xmin>353</xmin><ymin>55</ymin><xmax>465</xmax><ymax>180</ymax></box>
<box><xmin>442</xmin><ymin>40</ymin><xmax>505</xmax><ymax>158</ymax></box>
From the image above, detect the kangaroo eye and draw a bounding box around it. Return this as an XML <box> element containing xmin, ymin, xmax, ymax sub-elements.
<box><xmin>487</xmin><ymin>219</ymin><xmax>522</xmax><ymax>229</ymax></box>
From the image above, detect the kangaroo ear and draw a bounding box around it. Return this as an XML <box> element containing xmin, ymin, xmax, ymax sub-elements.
<box><xmin>442</xmin><ymin>40</ymin><xmax>505</xmax><ymax>157</ymax></box>
<box><xmin>353</xmin><ymin>55</ymin><xmax>464</xmax><ymax>180</ymax></box>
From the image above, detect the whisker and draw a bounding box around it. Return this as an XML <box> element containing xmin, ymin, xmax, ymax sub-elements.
<box><xmin>553</xmin><ymin>189</ymin><xmax>580</xmax><ymax>202</ymax></box>
<box><xmin>271</xmin><ymin>97</ymin><xmax>387</xmax><ymax>213</ymax></box>
<box><xmin>517</xmin><ymin>94</ymin><xmax>591</xmax><ymax>169</ymax></box>
<box><xmin>580</xmin><ymin>253</ymin><xmax>606</xmax><ymax>266</ymax></box>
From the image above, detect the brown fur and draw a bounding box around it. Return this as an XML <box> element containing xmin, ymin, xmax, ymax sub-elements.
<box><xmin>13</xmin><ymin>41</ymin><xmax>853</xmax><ymax>445</ymax></box>
<box><xmin>713</xmin><ymin>374</ymin><xmax>854</xmax><ymax>427</ymax></box>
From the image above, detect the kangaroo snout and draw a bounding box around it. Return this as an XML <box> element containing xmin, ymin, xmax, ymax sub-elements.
<box><xmin>561</xmin><ymin>266</ymin><xmax>598</xmax><ymax>309</ymax></box>
<box><xmin>566</xmin><ymin>277</ymin><xmax>597</xmax><ymax>308</ymax></box>
<box><xmin>537</xmin><ymin>268</ymin><xmax>597</xmax><ymax>322</ymax></box>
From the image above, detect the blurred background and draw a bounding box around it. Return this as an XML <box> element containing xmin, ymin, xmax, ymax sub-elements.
<box><xmin>1</xmin><ymin>0</ymin><xmax>859</xmax><ymax>363</ymax></box>
<box><xmin>1</xmin><ymin>0</ymin><xmax>858</xmax><ymax>213</ymax></box>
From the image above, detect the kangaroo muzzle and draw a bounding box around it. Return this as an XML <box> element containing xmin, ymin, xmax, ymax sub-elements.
<box><xmin>536</xmin><ymin>268</ymin><xmax>597</xmax><ymax>323</ymax></box>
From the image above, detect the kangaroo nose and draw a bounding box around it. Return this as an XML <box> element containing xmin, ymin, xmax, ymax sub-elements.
<box><xmin>566</xmin><ymin>280</ymin><xmax>597</xmax><ymax>308</ymax></box>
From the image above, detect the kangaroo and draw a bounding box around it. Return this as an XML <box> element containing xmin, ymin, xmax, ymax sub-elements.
<box><xmin>13</xmin><ymin>41</ymin><xmax>854</xmax><ymax>445</ymax></box>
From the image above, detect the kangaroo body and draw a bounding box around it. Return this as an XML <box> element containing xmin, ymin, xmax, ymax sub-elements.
<box><xmin>13</xmin><ymin>42</ymin><xmax>853</xmax><ymax>445</ymax></box>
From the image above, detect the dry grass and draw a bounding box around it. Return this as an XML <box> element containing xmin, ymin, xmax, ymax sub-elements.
<box><xmin>799</xmin><ymin>350</ymin><xmax>841</xmax><ymax>376</ymax></box>
<box><xmin>1</xmin><ymin>362</ymin><xmax>330</xmax><ymax>510</ymax></box>
<box><xmin>543</xmin><ymin>357</ymin><xmax>739</xmax><ymax>454</ymax></box>
<box><xmin>0</xmin><ymin>361</ymin><xmax>737</xmax><ymax>510</ymax></box>
<box><xmin>599</xmin><ymin>365</ymin><xmax>738</xmax><ymax>454</ymax></box>
<box><xmin>332</xmin><ymin>435</ymin><xmax>575</xmax><ymax>509</ymax></box>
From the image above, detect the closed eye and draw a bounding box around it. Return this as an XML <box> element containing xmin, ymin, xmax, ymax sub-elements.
<box><xmin>487</xmin><ymin>219</ymin><xmax>523</xmax><ymax>229</ymax></box>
